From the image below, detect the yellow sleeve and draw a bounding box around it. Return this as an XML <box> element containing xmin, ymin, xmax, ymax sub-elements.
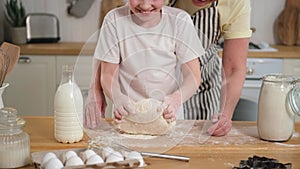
<box><xmin>218</xmin><ymin>0</ymin><xmax>252</xmax><ymax>39</ymax></box>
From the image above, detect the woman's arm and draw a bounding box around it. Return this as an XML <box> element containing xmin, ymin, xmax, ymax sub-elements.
<box><xmin>208</xmin><ymin>37</ymin><xmax>249</xmax><ymax>136</ymax></box>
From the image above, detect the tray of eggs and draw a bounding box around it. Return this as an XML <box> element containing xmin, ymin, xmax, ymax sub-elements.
<box><xmin>31</xmin><ymin>147</ymin><xmax>145</xmax><ymax>169</ymax></box>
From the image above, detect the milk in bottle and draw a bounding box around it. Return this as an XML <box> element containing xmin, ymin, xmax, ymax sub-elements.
<box><xmin>54</xmin><ymin>64</ymin><xmax>83</xmax><ymax>143</ymax></box>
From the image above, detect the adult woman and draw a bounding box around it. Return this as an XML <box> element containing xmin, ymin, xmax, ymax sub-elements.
<box><xmin>167</xmin><ymin>0</ymin><xmax>252</xmax><ymax>136</ymax></box>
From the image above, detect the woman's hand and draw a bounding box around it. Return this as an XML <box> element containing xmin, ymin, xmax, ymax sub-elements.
<box><xmin>207</xmin><ymin>113</ymin><xmax>232</xmax><ymax>136</ymax></box>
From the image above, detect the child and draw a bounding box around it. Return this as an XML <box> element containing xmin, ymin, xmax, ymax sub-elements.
<box><xmin>85</xmin><ymin>0</ymin><xmax>204</xmax><ymax>126</ymax></box>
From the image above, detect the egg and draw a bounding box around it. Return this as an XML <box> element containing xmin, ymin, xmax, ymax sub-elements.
<box><xmin>105</xmin><ymin>151</ymin><xmax>124</xmax><ymax>163</ymax></box>
<box><xmin>41</xmin><ymin>152</ymin><xmax>57</xmax><ymax>168</ymax></box>
<box><xmin>80</xmin><ymin>149</ymin><xmax>96</xmax><ymax>162</ymax></box>
<box><xmin>125</xmin><ymin>151</ymin><xmax>144</xmax><ymax>167</ymax></box>
<box><xmin>86</xmin><ymin>154</ymin><xmax>104</xmax><ymax>165</ymax></box>
<box><xmin>44</xmin><ymin>157</ymin><xmax>64</xmax><ymax>169</ymax></box>
<box><xmin>65</xmin><ymin>156</ymin><xmax>84</xmax><ymax>166</ymax></box>
<box><xmin>62</xmin><ymin>150</ymin><xmax>78</xmax><ymax>164</ymax></box>
<box><xmin>101</xmin><ymin>147</ymin><xmax>114</xmax><ymax>159</ymax></box>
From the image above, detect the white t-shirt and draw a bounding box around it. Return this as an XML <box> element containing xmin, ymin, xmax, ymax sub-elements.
<box><xmin>94</xmin><ymin>5</ymin><xmax>204</xmax><ymax>101</ymax></box>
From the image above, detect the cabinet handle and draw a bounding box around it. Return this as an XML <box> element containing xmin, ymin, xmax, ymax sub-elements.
<box><xmin>18</xmin><ymin>57</ymin><xmax>31</xmax><ymax>64</ymax></box>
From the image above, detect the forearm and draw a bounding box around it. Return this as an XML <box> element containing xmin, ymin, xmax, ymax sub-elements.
<box><xmin>100</xmin><ymin>62</ymin><xmax>121</xmax><ymax>102</ymax></box>
<box><xmin>221</xmin><ymin>38</ymin><xmax>249</xmax><ymax>118</ymax></box>
<box><xmin>90</xmin><ymin>59</ymin><xmax>103</xmax><ymax>97</ymax></box>
<box><xmin>221</xmin><ymin>68</ymin><xmax>245</xmax><ymax>118</ymax></box>
<box><xmin>175</xmin><ymin>58</ymin><xmax>201</xmax><ymax>103</ymax></box>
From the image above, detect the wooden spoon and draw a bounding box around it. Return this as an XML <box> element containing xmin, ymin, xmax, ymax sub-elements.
<box><xmin>0</xmin><ymin>42</ymin><xmax>20</xmax><ymax>75</ymax></box>
<box><xmin>0</xmin><ymin>50</ymin><xmax>9</xmax><ymax>87</ymax></box>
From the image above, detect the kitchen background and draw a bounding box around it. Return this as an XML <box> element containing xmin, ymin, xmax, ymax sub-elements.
<box><xmin>2</xmin><ymin>0</ymin><xmax>299</xmax><ymax>122</ymax></box>
<box><xmin>0</xmin><ymin>0</ymin><xmax>286</xmax><ymax>44</ymax></box>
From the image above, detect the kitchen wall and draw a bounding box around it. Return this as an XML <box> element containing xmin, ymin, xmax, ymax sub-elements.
<box><xmin>250</xmin><ymin>0</ymin><xmax>285</xmax><ymax>44</ymax></box>
<box><xmin>1</xmin><ymin>0</ymin><xmax>286</xmax><ymax>44</ymax></box>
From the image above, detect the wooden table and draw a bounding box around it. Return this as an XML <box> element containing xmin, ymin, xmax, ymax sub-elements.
<box><xmin>21</xmin><ymin>116</ymin><xmax>300</xmax><ymax>169</ymax></box>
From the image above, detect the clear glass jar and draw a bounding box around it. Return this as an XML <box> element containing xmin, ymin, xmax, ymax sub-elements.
<box><xmin>54</xmin><ymin>64</ymin><xmax>83</xmax><ymax>143</ymax></box>
<box><xmin>258</xmin><ymin>74</ymin><xmax>300</xmax><ymax>141</ymax></box>
<box><xmin>0</xmin><ymin>107</ymin><xmax>30</xmax><ymax>168</ymax></box>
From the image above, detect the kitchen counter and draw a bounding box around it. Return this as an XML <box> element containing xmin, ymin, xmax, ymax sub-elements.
<box><xmin>19</xmin><ymin>42</ymin><xmax>300</xmax><ymax>58</ymax></box>
<box><xmin>20</xmin><ymin>116</ymin><xmax>300</xmax><ymax>169</ymax></box>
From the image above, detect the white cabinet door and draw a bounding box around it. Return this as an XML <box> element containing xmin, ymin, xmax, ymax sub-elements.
<box><xmin>56</xmin><ymin>55</ymin><xmax>113</xmax><ymax>118</ymax></box>
<box><xmin>56</xmin><ymin>56</ymin><xmax>93</xmax><ymax>112</ymax></box>
<box><xmin>3</xmin><ymin>55</ymin><xmax>56</xmax><ymax>116</ymax></box>
<box><xmin>283</xmin><ymin>59</ymin><xmax>300</xmax><ymax>78</ymax></box>
<box><xmin>56</xmin><ymin>55</ymin><xmax>93</xmax><ymax>90</ymax></box>
<box><xmin>283</xmin><ymin>58</ymin><xmax>300</xmax><ymax>122</ymax></box>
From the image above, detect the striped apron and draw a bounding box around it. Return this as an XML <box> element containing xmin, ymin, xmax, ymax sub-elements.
<box><xmin>168</xmin><ymin>1</ymin><xmax>222</xmax><ymax>120</ymax></box>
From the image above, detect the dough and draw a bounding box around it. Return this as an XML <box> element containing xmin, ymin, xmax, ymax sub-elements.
<box><xmin>114</xmin><ymin>99</ymin><xmax>175</xmax><ymax>135</ymax></box>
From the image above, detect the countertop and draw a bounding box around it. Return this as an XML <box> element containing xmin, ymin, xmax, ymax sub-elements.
<box><xmin>20</xmin><ymin>116</ymin><xmax>300</xmax><ymax>169</ymax></box>
<box><xmin>19</xmin><ymin>42</ymin><xmax>300</xmax><ymax>58</ymax></box>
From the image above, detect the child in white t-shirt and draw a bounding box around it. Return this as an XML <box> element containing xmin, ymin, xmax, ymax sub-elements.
<box><xmin>85</xmin><ymin>0</ymin><xmax>204</xmax><ymax>127</ymax></box>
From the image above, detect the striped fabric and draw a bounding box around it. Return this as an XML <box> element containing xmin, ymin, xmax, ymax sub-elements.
<box><xmin>168</xmin><ymin>1</ymin><xmax>222</xmax><ymax>120</ymax></box>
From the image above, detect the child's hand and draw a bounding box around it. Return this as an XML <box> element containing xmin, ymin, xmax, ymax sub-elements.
<box><xmin>84</xmin><ymin>88</ymin><xmax>107</xmax><ymax>129</ymax></box>
<box><xmin>113</xmin><ymin>95</ymin><xmax>135</xmax><ymax>120</ymax></box>
<box><xmin>162</xmin><ymin>92</ymin><xmax>181</xmax><ymax>122</ymax></box>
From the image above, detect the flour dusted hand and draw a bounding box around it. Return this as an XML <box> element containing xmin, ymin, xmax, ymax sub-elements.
<box><xmin>113</xmin><ymin>94</ymin><xmax>135</xmax><ymax>120</ymax></box>
<box><xmin>162</xmin><ymin>91</ymin><xmax>181</xmax><ymax>121</ymax></box>
<box><xmin>84</xmin><ymin>90</ymin><xmax>107</xmax><ymax>129</ymax></box>
<box><xmin>208</xmin><ymin>113</ymin><xmax>232</xmax><ymax>136</ymax></box>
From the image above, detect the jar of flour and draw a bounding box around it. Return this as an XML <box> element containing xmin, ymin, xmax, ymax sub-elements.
<box><xmin>258</xmin><ymin>74</ymin><xmax>300</xmax><ymax>141</ymax></box>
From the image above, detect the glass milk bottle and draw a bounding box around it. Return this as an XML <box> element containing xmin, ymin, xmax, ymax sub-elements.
<box><xmin>258</xmin><ymin>74</ymin><xmax>300</xmax><ymax>141</ymax></box>
<box><xmin>54</xmin><ymin>64</ymin><xmax>83</xmax><ymax>143</ymax></box>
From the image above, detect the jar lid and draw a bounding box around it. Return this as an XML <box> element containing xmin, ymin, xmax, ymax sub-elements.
<box><xmin>289</xmin><ymin>82</ymin><xmax>300</xmax><ymax>116</ymax></box>
<box><xmin>0</xmin><ymin>107</ymin><xmax>25</xmax><ymax>130</ymax></box>
<box><xmin>263</xmin><ymin>74</ymin><xmax>295</xmax><ymax>83</ymax></box>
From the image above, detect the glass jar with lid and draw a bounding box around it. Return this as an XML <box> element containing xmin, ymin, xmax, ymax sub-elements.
<box><xmin>258</xmin><ymin>74</ymin><xmax>300</xmax><ymax>142</ymax></box>
<box><xmin>0</xmin><ymin>107</ymin><xmax>30</xmax><ymax>168</ymax></box>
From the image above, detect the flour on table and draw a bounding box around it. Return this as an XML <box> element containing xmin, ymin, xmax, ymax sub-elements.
<box><xmin>114</xmin><ymin>98</ymin><xmax>175</xmax><ymax>135</ymax></box>
<box><xmin>120</xmin><ymin>133</ymin><xmax>158</xmax><ymax>140</ymax></box>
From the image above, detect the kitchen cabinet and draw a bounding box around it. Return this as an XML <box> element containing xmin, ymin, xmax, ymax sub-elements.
<box><xmin>283</xmin><ymin>58</ymin><xmax>300</xmax><ymax>122</ymax></box>
<box><xmin>3</xmin><ymin>55</ymin><xmax>56</xmax><ymax>116</ymax></box>
<box><xmin>56</xmin><ymin>56</ymin><xmax>93</xmax><ymax>91</ymax></box>
<box><xmin>56</xmin><ymin>55</ymin><xmax>93</xmax><ymax>103</ymax></box>
<box><xmin>283</xmin><ymin>59</ymin><xmax>300</xmax><ymax>78</ymax></box>
<box><xmin>2</xmin><ymin>55</ymin><xmax>94</xmax><ymax>116</ymax></box>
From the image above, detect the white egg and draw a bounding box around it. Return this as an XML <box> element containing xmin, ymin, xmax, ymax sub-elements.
<box><xmin>121</xmin><ymin>150</ymin><xmax>129</xmax><ymax>157</ymax></box>
<box><xmin>125</xmin><ymin>151</ymin><xmax>144</xmax><ymax>167</ymax></box>
<box><xmin>101</xmin><ymin>147</ymin><xmax>114</xmax><ymax>159</ymax></box>
<box><xmin>86</xmin><ymin>154</ymin><xmax>104</xmax><ymax>165</ymax></box>
<box><xmin>105</xmin><ymin>151</ymin><xmax>124</xmax><ymax>163</ymax></box>
<box><xmin>62</xmin><ymin>150</ymin><xmax>78</xmax><ymax>164</ymax></box>
<box><xmin>41</xmin><ymin>152</ymin><xmax>57</xmax><ymax>168</ymax></box>
<box><xmin>65</xmin><ymin>156</ymin><xmax>84</xmax><ymax>166</ymax></box>
<box><xmin>80</xmin><ymin>149</ymin><xmax>96</xmax><ymax>162</ymax></box>
<box><xmin>44</xmin><ymin>158</ymin><xmax>64</xmax><ymax>169</ymax></box>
